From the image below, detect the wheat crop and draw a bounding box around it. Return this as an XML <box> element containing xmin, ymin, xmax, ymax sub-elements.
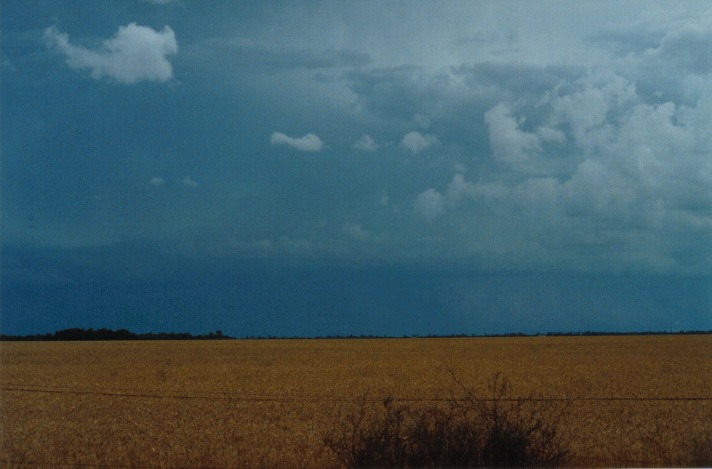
<box><xmin>1</xmin><ymin>335</ymin><xmax>711</xmax><ymax>467</ymax></box>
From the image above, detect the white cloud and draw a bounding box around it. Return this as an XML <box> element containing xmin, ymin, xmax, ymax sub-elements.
<box><xmin>560</xmin><ymin>159</ymin><xmax>634</xmax><ymax>220</ymax></box>
<box><xmin>354</xmin><ymin>134</ymin><xmax>378</xmax><ymax>151</ymax></box>
<box><xmin>406</xmin><ymin>63</ymin><xmax>712</xmax><ymax>271</ymax></box>
<box><xmin>180</xmin><ymin>176</ymin><xmax>198</xmax><ymax>188</ymax></box>
<box><xmin>549</xmin><ymin>72</ymin><xmax>637</xmax><ymax>152</ymax></box>
<box><xmin>342</xmin><ymin>223</ymin><xmax>384</xmax><ymax>243</ymax></box>
<box><xmin>414</xmin><ymin>188</ymin><xmax>445</xmax><ymax>221</ymax></box>
<box><xmin>44</xmin><ymin>23</ymin><xmax>177</xmax><ymax>84</ymax></box>
<box><xmin>445</xmin><ymin>173</ymin><xmax>477</xmax><ymax>205</ymax></box>
<box><xmin>270</xmin><ymin>132</ymin><xmax>325</xmax><ymax>152</ymax></box>
<box><xmin>401</xmin><ymin>131</ymin><xmax>436</xmax><ymax>154</ymax></box>
<box><xmin>414</xmin><ymin>174</ymin><xmax>509</xmax><ymax>221</ymax></box>
<box><xmin>484</xmin><ymin>103</ymin><xmax>541</xmax><ymax>164</ymax></box>
<box><xmin>536</xmin><ymin>126</ymin><xmax>566</xmax><ymax>144</ymax></box>
<box><xmin>24</xmin><ymin>3</ymin><xmax>712</xmax><ymax>275</ymax></box>
<box><xmin>654</xmin><ymin>12</ymin><xmax>712</xmax><ymax>74</ymax></box>
<box><xmin>148</xmin><ymin>177</ymin><xmax>165</xmax><ymax>186</ymax></box>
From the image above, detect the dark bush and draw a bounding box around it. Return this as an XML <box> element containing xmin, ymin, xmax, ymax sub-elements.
<box><xmin>323</xmin><ymin>373</ymin><xmax>570</xmax><ymax>468</ymax></box>
<box><xmin>686</xmin><ymin>432</ymin><xmax>712</xmax><ymax>467</ymax></box>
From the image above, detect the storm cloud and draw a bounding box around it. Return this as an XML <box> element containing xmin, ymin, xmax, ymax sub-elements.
<box><xmin>2</xmin><ymin>1</ymin><xmax>711</xmax><ymax>336</ymax></box>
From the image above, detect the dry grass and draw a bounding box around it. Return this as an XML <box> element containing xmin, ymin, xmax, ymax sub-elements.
<box><xmin>1</xmin><ymin>335</ymin><xmax>711</xmax><ymax>467</ymax></box>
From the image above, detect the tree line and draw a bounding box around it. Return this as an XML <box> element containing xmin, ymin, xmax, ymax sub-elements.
<box><xmin>0</xmin><ymin>327</ymin><xmax>233</xmax><ymax>341</ymax></box>
<box><xmin>1</xmin><ymin>328</ymin><xmax>710</xmax><ymax>341</ymax></box>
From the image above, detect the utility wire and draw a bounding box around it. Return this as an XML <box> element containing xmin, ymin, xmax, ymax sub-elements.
<box><xmin>3</xmin><ymin>384</ymin><xmax>712</xmax><ymax>402</ymax></box>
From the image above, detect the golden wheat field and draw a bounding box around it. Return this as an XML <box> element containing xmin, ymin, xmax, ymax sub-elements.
<box><xmin>1</xmin><ymin>335</ymin><xmax>711</xmax><ymax>468</ymax></box>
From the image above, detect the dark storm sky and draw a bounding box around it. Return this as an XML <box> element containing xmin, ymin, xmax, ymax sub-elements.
<box><xmin>2</xmin><ymin>1</ymin><xmax>711</xmax><ymax>336</ymax></box>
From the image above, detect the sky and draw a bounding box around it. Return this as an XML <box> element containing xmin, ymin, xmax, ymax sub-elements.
<box><xmin>2</xmin><ymin>1</ymin><xmax>711</xmax><ymax>336</ymax></box>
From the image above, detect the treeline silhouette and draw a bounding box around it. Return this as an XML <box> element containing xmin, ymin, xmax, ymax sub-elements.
<box><xmin>2</xmin><ymin>328</ymin><xmax>710</xmax><ymax>342</ymax></box>
<box><xmin>0</xmin><ymin>328</ymin><xmax>233</xmax><ymax>341</ymax></box>
<box><xmin>540</xmin><ymin>330</ymin><xmax>712</xmax><ymax>337</ymax></box>
<box><xmin>287</xmin><ymin>330</ymin><xmax>711</xmax><ymax>339</ymax></box>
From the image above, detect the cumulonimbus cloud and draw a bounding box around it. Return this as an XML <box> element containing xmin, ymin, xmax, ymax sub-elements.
<box><xmin>44</xmin><ymin>23</ymin><xmax>177</xmax><ymax>84</ymax></box>
<box><xmin>270</xmin><ymin>132</ymin><xmax>325</xmax><ymax>152</ymax></box>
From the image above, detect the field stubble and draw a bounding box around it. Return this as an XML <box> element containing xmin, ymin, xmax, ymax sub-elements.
<box><xmin>1</xmin><ymin>335</ymin><xmax>711</xmax><ymax>467</ymax></box>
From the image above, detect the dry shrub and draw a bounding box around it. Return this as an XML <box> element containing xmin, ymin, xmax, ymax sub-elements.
<box><xmin>684</xmin><ymin>432</ymin><xmax>712</xmax><ymax>467</ymax></box>
<box><xmin>323</xmin><ymin>373</ymin><xmax>570</xmax><ymax>468</ymax></box>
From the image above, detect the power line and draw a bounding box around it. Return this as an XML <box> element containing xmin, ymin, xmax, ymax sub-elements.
<box><xmin>0</xmin><ymin>459</ymin><xmax>163</xmax><ymax>469</ymax></box>
<box><xmin>3</xmin><ymin>385</ymin><xmax>707</xmax><ymax>469</ymax></box>
<box><xmin>3</xmin><ymin>384</ymin><xmax>712</xmax><ymax>403</ymax></box>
